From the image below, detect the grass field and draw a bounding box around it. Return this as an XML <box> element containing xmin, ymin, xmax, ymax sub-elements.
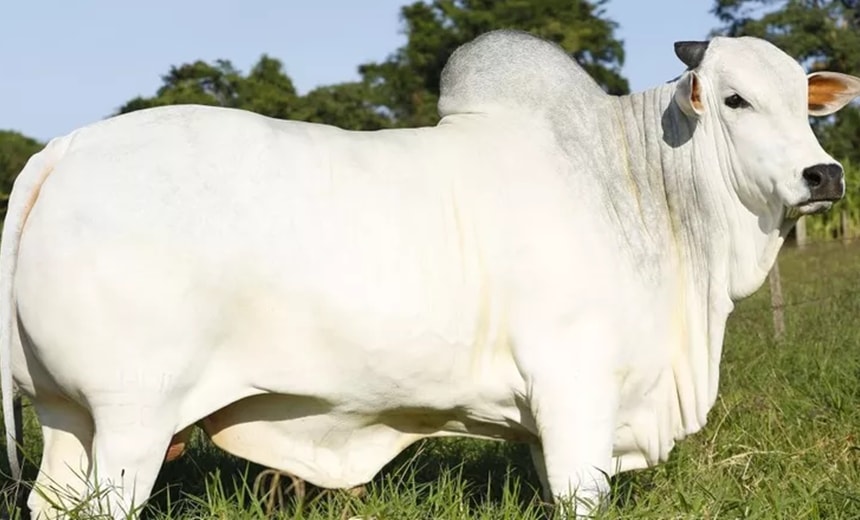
<box><xmin>1</xmin><ymin>239</ymin><xmax>859</xmax><ymax>519</ymax></box>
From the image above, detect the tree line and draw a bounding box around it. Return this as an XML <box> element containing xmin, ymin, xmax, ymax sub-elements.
<box><xmin>2</xmin><ymin>0</ymin><xmax>859</xmax><ymax>236</ymax></box>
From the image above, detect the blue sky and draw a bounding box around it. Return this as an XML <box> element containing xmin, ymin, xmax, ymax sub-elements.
<box><xmin>1</xmin><ymin>1</ymin><xmax>716</xmax><ymax>142</ymax></box>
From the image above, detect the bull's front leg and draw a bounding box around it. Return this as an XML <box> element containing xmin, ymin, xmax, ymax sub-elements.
<box><xmin>516</xmin><ymin>313</ymin><xmax>620</xmax><ymax>518</ymax></box>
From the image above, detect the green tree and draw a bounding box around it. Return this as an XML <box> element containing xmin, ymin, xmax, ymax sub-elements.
<box><xmin>235</xmin><ymin>55</ymin><xmax>298</xmax><ymax>120</ymax></box>
<box><xmin>359</xmin><ymin>0</ymin><xmax>629</xmax><ymax>127</ymax></box>
<box><xmin>116</xmin><ymin>55</ymin><xmax>390</xmax><ymax>130</ymax></box>
<box><xmin>294</xmin><ymin>83</ymin><xmax>391</xmax><ymax>130</ymax></box>
<box><xmin>0</xmin><ymin>130</ymin><xmax>43</xmax><ymax>219</ymax></box>
<box><xmin>118</xmin><ymin>59</ymin><xmax>248</xmax><ymax>113</ymax></box>
<box><xmin>711</xmin><ymin>1</ymin><xmax>860</xmax><ymax>164</ymax></box>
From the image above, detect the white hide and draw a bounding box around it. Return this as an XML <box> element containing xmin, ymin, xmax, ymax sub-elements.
<box><xmin>2</xmin><ymin>30</ymin><xmax>858</xmax><ymax>519</ymax></box>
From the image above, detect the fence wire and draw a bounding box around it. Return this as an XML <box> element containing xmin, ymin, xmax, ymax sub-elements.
<box><xmin>730</xmin><ymin>235</ymin><xmax>860</xmax><ymax>336</ymax></box>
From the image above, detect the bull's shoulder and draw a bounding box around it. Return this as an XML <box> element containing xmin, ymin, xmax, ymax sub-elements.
<box><xmin>438</xmin><ymin>30</ymin><xmax>608</xmax><ymax>118</ymax></box>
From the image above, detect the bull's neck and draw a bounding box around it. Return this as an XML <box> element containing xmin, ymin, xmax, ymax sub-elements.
<box><xmin>609</xmin><ymin>83</ymin><xmax>789</xmax><ymax>429</ymax></box>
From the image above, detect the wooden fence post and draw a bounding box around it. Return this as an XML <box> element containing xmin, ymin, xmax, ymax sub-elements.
<box><xmin>769</xmin><ymin>260</ymin><xmax>785</xmax><ymax>342</ymax></box>
<box><xmin>841</xmin><ymin>210</ymin><xmax>850</xmax><ymax>244</ymax></box>
<box><xmin>795</xmin><ymin>216</ymin><xmax>807</xmax><ymax>249</ymax></box>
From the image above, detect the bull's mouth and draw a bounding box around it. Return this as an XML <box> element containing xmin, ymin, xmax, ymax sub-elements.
<box><xmin>786</xmin><ymin>200</ymin><xmax>834</xmax><ymax>219</ymax></box>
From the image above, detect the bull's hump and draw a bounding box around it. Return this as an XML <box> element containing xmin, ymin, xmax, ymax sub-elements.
<box><xmin>438</xmin><ymin>29</ymin><xmax>606</xmax><ymax>118</ymax></box>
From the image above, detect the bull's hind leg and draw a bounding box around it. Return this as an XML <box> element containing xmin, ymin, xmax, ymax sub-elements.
<box><xmin>28</xmin><ymin>397</ymin><xmax>94</xmax><ymax>520</ymax></box>
<box><xmin>86</xmin><ymin>403</ymin><xmax>175</xmax><ymax>520</ymax></box>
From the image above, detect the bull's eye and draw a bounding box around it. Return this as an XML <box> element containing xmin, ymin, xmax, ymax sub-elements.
<box><xmin>724</xmin><ymin>94</ymin><xmax>750</xmax><ymax>109</ymax></box>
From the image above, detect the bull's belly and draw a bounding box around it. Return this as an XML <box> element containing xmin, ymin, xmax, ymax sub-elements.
<box><xmin>196</xmin><ymin>390</ymin><xmax>536</xmax><ymax>489</ymax></box>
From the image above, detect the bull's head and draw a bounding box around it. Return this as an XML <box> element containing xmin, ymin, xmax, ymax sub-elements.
<box><xmin>671</xmin><ymin>37</ymin><xmax>860</xmax><ymax>218</ymax></box>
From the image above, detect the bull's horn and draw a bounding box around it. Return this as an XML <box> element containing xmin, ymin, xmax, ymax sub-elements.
<box><xmin>674</xmin><ymin>41</ymin><xmax>710</xmax><ymax>69</ymax></box>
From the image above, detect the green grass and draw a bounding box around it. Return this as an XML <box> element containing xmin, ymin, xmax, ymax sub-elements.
<box><xmin>2</xmin><ymin>240</ymin><xmax>859</xmax><ymax>519</ymax></box>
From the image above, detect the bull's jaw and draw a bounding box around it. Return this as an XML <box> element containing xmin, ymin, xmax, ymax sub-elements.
<box><xmin>785</xmin><ymin>200</ymin><xmax>835</xmax><ymax>220</ymax></box>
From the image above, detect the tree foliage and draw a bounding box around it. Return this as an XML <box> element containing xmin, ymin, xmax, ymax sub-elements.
<box><xmin>117</xmin><ymin>56</ymin><xmax>389</xmax><ymax>130</ymax></box>
<box><xmin>359</xmin><ymin>0</ymin><xmax>629</xmax><ymax>127</ymax></box>
<box><xmin>295</xmin><ymin>83</ymin><xmax>391</xmax><ymax>130</ymax></box>
<box><xmin>711</xmin><ymin>0</ymin><xmax>860</xmax><ymax>165</ymax></box>
<box><xmin>0</xmin><ymin>131</ymin><xmax>43</xmax><ymax>220</ymax></box>
<box><xmin>119</xmin><ymin>60</ymin><xmax>246</xmax><ymax>112</ymax></box>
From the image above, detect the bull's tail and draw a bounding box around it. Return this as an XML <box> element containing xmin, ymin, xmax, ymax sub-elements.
<box><xmin>1</xmin><ymin>134</ymin><xmax>72</xmax><ymax>480</ymax></box>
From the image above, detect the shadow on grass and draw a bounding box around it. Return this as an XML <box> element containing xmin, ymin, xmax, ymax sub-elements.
<box><xmin>143</xmin><ymin>432</ymin><xmax>546</xmax><ymax>518</ymax></box>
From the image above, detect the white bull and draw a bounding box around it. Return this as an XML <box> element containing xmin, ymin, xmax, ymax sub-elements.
<box><xmin>2</xmin><ymin>30</ymin><xmax>860</xmax><ymax>518</ymax></box>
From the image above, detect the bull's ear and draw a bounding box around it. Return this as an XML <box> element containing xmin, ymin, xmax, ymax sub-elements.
<box><xmin>674</xmin><ymin>71</ymin><xmax>705</xmax><ymax>117</ymax></box>
<box><xmin>808</xmin><ymin>71</ymin><xmax>860</xmax><ymax>116</ymax></box>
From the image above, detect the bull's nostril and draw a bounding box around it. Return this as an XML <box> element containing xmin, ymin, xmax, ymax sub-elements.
<box><xmin>803</xmin><ymin>163</ymin><xmax>844</xmax><ymax>202</ymax></box>
<box><xmin>803</xmin><ymin>169</ymin><xmax>824</xmax><ymax>188</ymax></box>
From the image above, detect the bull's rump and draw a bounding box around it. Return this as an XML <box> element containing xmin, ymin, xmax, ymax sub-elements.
<box><xmin>12</xmin><ymin>105</ymin><xmax>547</xmax><ymax>476</ymax></box>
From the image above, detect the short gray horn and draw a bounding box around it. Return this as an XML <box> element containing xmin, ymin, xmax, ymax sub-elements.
<box><xmin>674</xmin><ymin>41</ymin><xmax>709</xmax><ymax>69</ymax></box>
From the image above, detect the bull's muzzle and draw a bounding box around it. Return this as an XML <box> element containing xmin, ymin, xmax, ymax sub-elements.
<box><xmin>802</xmin><ymin>163</ymin><xmax>845</xmax><ymax>202</ymax></box>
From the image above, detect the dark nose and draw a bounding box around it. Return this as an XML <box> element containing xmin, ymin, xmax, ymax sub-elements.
<box><xmin>802</xmin><ymin>163</ymin><xmax>844</xmax><ymax>201</ymax></box>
